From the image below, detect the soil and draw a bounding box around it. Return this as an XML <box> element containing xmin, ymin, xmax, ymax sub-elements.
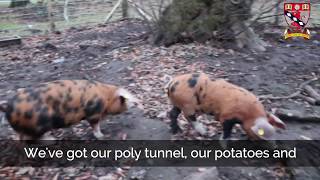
<box><xmin>0</xmin><ymin>19</ymin><xmax>319</xmax><ymax>179</ymax></box>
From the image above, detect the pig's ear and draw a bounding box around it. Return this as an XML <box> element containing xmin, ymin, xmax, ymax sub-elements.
<box><xmin>119</xmin><ymin>96</ymin><xmax>126</xmax><ymax>105</ymax></box>
<box><xmin>116</xmin><ymin>88</ymin><xmax>144</xmax><ymax>109</ymax></box>
<box><xmin>267</xmin><ymin>113</ymin><xmax>286</xmax><ymax>129</ymax></box>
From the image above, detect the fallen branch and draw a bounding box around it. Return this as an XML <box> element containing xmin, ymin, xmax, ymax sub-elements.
<box><xmin>296</xmin><ymin>94</ymin><xmax>318</xmax><ymax>106</ymax></box>
<box><xmin>275</xmin><ymin>108</ymin><xmax>320</xmax><ymax>123</ymax></box>
<box><xmin>304</xmin><ymin>85</ymin><xmax>320</xmax><ymax>102</ymax></box>
<box><xmin>259</xmin><ymin>77</ymin><xmax>318</xmax><ymax>100</ymax></box>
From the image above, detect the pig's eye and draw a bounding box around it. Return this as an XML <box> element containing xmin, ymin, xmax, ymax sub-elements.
<box><xmin>258</xmin><ymin>128</ymin><xmax>265</xmax><ymax>136</ymax></box>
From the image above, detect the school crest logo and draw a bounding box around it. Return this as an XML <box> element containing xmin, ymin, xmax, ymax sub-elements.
<box><xmin>283</xmin><ymin>0</ymin><xmax>311</xmax><ymax>39</ymax></box>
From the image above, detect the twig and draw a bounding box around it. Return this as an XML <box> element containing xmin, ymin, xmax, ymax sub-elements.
<box><xmin>259</xmin><ymin>77</ymin><xmax>319</xmax><ymax>100</ymax></box>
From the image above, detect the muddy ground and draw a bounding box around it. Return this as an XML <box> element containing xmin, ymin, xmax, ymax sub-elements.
<box><xmin>0</xmin><ymin>20</ymin><xmax>320</xmax><ymax>179</ymax></box>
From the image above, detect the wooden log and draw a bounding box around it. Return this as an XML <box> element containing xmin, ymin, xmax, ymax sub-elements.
<box><xmin>0</xmin><ymin>36</ymin><xmax>22</xmax><ymax>47</ymax></box>
<box><xmin>275</xmin><ymin>108</ymin><xmax>320</xmax><ymax>123</ymax></box>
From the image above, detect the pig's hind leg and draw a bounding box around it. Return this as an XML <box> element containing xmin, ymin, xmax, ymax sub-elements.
<box><xmin>168</xmin><ymin>106</ymin><xmax>182</xmax><ymax>134</ymax></box>
<box><xmin>88</xmin><ymin>118</ymin><xmax>105</xmax><ymax>140</ymax></box>
<box><xmin>220</xmin><ymin>118</ymin><xmax>242</xmax><ymax>140</ymax></box>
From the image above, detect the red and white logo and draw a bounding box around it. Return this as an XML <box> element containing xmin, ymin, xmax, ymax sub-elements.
<box><xmin>283</xmin><ymin>0</ymin><xmax>311</xmax><ymax>39</ymax></box>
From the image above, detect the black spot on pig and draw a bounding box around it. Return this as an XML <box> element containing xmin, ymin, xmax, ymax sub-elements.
<box><xmin>24</xmin><ymin>111</ymin><xmax>33</xmax><ymax>120</ymax></box>
<box><xmin>63</xmin><ymin>103</ymin><xmax>73</xmax><ymax>113</ymax></box>
<box><xmin>84</xmin><ymin>99</ymin><xmax>104</xmax><ymax>117</ymax></box>
<box><xmin>188</xmin><ymin>74</ymin><xmax>200</xmax><ymax>88</ymax></box>
<box><xmin>16</xmin><ymin>109</ymin><xmax>21</xmax><ymax>117</ymax></box>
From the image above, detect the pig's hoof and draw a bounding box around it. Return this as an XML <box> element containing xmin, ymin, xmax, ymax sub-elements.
<box><xmin>94</xmin><ymin>132</ymin><xmax>105</xmax><ymax>140</ymax></box>
<box><xmin>192</xmin><ymin>122</ymin><xmax>207</xmax><ymax>136</ymax></box>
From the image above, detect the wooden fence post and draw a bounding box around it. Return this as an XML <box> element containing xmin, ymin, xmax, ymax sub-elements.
<box><xmin>64</xmin><ymin>0</ymin><xmax>70</xmax><ymax>23</ymax></box>
<box><xmin>122</xmin><ymin>0</ymin><xmax>128</xmax><ymax>18</ymax></box>
<box><xmin>105</xmin><ymin>0</ymin><xmax>123</xmax><ymax>23</ymax></box>
<box><xmin>47</xmin><ymin>0</ymin><xmax>56</xmax><ymax>32</ymax></box>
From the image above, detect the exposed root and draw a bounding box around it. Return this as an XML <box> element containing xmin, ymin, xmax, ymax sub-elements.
<box><xmin>259</xmin><ymin>76</ymin><xmax>319</xmax><ymax>105</ymax></box>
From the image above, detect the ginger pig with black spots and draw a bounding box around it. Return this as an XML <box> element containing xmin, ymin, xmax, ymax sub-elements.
<box><xmin>0</xmin><ymin>80</ymin><xmax>143</xmax><ymax>140</ymax></box>
<box><xmin>165</xmin><ymin>73</ymin><xmax>286</xmax><ymax>140</ymax></box>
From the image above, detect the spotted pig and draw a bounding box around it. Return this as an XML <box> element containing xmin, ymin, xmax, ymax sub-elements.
<box><xmin>165</xmin><ymin>73</ymin><xmax>286</xmax><ymax>140</ymax></box>
<box><xmin>0</xmin><ymin>80</ymin><xmax>143</xmax><ymax>140</ymax></box>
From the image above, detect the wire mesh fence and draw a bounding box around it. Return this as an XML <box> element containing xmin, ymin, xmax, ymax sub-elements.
<box><xmin>0</xmin><ymin>0</ymin><xmax>122</xmax><ymax>37</ymax></box>
<box><xmin>0</xmin><ymin>0</ymin><xmax>319</xmax><ymax>38</ymax></box>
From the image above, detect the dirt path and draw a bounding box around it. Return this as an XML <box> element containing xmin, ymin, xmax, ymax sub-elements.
<box><xmin>0</xmin><ymin>20</ymin><xmax>320</xmax><ymax>179</ymax></box>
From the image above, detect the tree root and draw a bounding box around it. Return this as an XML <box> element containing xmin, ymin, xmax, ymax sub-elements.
<box><xmin>259</xmin><ymin>77</ymin><xmax>320</xmax><ymax>106</ymax></box>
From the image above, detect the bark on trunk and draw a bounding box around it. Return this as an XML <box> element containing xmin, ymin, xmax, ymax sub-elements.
<box><xmin>154</xmin><ymin>0</ymin><xmax>266</xmax><ymax>51</ymax></box>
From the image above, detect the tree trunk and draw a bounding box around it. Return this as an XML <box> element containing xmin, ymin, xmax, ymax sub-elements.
<box><xmin>154</xmin><ymin>0</ymin><xmax>266</xmax><ymax>51</ymax></box>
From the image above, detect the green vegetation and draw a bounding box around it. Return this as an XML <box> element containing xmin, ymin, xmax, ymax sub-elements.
<box><xmin>0</xmin><ymin>11</ymin><xmax>121</xmax><ymax>37</ymax></box>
